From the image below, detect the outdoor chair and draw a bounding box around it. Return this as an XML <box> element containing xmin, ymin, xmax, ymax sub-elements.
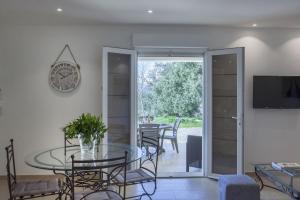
<box><xmin>137</xmin><ymin>123</ymin><xmax>160</xmax><ymax>146</ymax></box>
<box><xmin>5</xmin><ymin>139</ymin><xmax>62</xmax><ymax>200</ymax></box>
<box><xmin>138</xmin><ymin>123</ymin><xmax>160</xmax><ymax>138</ymax></box>
<box><xmin>161</xmin><ymin>117</ymin><xmax>182</xmax><ymax>153</ymax></box>
<box><xmin>68</xmin><ymin>152</ymin><xmax>128</xmax><ymax>200</ymax></box>
<box><xmin>186</xmin><ymin>135</ymin><xmax>202</xmax><ymax>172</ymax></box>
<box><xmin>113</xmin><ymin>132</ymin><xmax>160</xmax><ymax>199</ymax></box>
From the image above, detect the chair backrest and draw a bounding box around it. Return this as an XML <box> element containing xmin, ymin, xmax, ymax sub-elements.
<box><xmin>173</xmin><ymin>118</ymin><xmax>182</xmax><ymax>135</ymax></box>
<box><xmin>64</xmin><ymin>133</ymin><xmax>99</xmax><ymax>156</ymax></box>
<box><xmin>139</xmin><ymin>123</ymin><xmax>160</xmax><ymax>139</ymax></box>
<box><xmin>140</xmin><ymin>132</ymin><xmax>160</xmax><ymax>180</ymax></box>
<box><xmin>5</xmin><ymin>139</ymin><xmax>17</xmax><ymax>199</ymax></box>
<box><xmin>64</xmin><ymin>132</ymin><xmax>80</xmax><ymax>156</ymax></box>
<box><xmin>70</xmin><ymin>152</ymin><xmax>128</xmax><ymax>200</ymax></box>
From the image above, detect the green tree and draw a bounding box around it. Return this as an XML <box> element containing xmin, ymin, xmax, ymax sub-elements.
<box><xmin>153</xmin><ymin>62</ymin><xmax>202</xmax><ymax>117</ymax></box>
<box><xmin>137</xmin><ymin>62</ymin><xmax>164</xmax><ymax>117</ymax></box>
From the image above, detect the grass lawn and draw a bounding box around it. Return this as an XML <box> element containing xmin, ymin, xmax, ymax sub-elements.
<box><xmin>154</xmin><ymin>116</ymin><xmax>202</xmax><ymax>128</ymax></box>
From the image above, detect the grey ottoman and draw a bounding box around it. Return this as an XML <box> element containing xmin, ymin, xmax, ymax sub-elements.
<box><xmin>219</xmin><ymin>175</ymin><xmax>260</xmax><ymax>200</ymax></box>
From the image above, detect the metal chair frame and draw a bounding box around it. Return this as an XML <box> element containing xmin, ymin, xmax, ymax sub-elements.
<box><xmin>5</xmin><ymin>139</ymin><xmax>62</xmax><ymax>200</ymax></box>
<box><xmin>68</xmin><ymin>152</ymin><xmax>128</xmax><ymax>200</ymax></box>
<box><xmin>116</xmin><ymin>133</ymin><xmax>160</xmax><ymax>200</ymax></box>
<box><xmin>64</xmin><ymin>132</ymin><xmax>100</xmax><ymax>155</ymax></box>
<box><xmin>64</xmin><ymin>133</ymin><xmax>102</xmax><ymax>188</ymax></box>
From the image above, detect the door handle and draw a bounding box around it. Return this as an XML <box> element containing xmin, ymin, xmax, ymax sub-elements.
<box><xmin>232</xmin><ymin>116</ymin><xmax>242</xmax><ymax>126</ymax></box>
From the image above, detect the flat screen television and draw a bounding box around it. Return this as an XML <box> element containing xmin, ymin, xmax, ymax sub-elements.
<box><xmin>253</xmin><ymin>76</ymin><xmax>300</xmax><ymax>109</ymax></box>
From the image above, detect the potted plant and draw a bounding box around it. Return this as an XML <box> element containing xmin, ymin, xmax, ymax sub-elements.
<box><xmin>62</xmin><ymin>113</ymin><xmax>108</xmax><ymax>155</ymax></box>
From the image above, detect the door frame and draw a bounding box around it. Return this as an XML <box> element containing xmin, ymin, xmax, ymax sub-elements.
<box><xmin>102</xmin><ymin>46</ymin><xmax>244</xmax><ymax>177</ymax></box>
<box><xmin>102</xmin><ymin>47</ymin><xmax>137</xmax><ymax>147</ymax></box>
<box><xmin>204</xmin><ymin>47</ymin><xmax>245</xmax><ymax>178</ymax></box>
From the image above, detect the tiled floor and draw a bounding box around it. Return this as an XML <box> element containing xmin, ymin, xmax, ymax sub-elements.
<box><xmin>0</xmin><ymin>177</ymin><xmax>292</xmax><ymax>200</ymax></box>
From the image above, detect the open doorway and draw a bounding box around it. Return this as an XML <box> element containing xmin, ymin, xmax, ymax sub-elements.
<box><xmin>137</xmin><ymin>56</ymin><xmax>203</xmax><ymax>177</ymax></box>
<box><xmin>102</xmin><ymin>47</ymin><xmax>244</xmax><ymax>178</ymax></box>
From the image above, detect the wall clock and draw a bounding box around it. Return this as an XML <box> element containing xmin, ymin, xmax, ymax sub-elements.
<box><xmin>49</xmin><ymin>44</ymin><xmax>81</xmax><ymax>93</ymax></box>
<box><xmin>49</xmin><ymin>61</ymin><xmax>81</xmax><ymax>93</ymax></box>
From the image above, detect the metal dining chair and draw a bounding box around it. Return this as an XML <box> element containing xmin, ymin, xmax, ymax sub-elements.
<box><xmin>113</xmin><ymin>132</ymin><xmax>160</xmax><ymax>199</ymax></box>
<box><xmin>161</xmin><ymin>117</ymin><xmax>182</xmax><ymax>153</ymax></box>
<box><xmin>68</xmin><ymin>152</ymin><xmax>128</xmax><ymax>200</ymax></box>
<box><xmin>64</xmin><ymin>132</ymin><xmax>81</xmax><ymax>156</ymax></box>
<box><xmin>5</xmin><ymin>139</ymin><xmax>62</xmax><ymax>200</ymax></box>
<box><xmin>64</xmin><ymin>132</ymin><xmax>100</xmax><ymax>156</ymax></box>
<box><xmin>63</xmin><ymin>133</ymin><xmax>101</xmax><ymax>188</ymax></box>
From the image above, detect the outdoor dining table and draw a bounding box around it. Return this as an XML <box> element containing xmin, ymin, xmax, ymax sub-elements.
<box><xmin>25</xmin><ymin>143</ymin><xmax>143</xmax><ymax>172</ymax></box>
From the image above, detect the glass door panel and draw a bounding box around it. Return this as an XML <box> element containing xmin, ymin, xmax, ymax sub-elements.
<box><xmin>102</xmin><ymin>47</ymin><xmax>137</xmax><ymax>146</ymax></box>
<box><xmin>108</xmin><ymin>53</ymin><xmax>131</xmax><ymax>144</ymax></box>
<box><xmin>212</xmin><ymin>54</ymin><xmax>237</xmax><ymax>174</ymax></box>
<box><xmin>205</xmin><ymin>48</ymin><xmax>244</xmax><ymax>177</ymax></box>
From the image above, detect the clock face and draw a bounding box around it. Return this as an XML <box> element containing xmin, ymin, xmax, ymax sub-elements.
<box><xmin>49</xmin><ymin>61</ymin><xmax>81</xmax><ymax>93</ymax></box>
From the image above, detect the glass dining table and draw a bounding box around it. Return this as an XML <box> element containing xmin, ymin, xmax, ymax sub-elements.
<box><xmin>25</xmin><ymin>143</ymin><xmax>143</xmax><ymax>172</ymax></box>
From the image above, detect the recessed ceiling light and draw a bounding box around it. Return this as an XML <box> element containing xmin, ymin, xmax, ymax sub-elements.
<box><xmin>252</xmin><ymin>23</ymin><xmax>257</xmax><ymax>27</ymax></box>
<box><xmin>147</xmin><ymin>10</ymin><xmax>153</xmax><ymax>14</ymax></box>
<box><xmin>57</xmin><ymin>8</ymin><xmax>63</xmax><ymax>12</ymax></box>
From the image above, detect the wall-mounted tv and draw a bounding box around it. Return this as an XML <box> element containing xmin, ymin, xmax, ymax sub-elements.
<box><xmin>253</xmin><ymin>76</ymin><xmax>300</xmax><ymax>109</ymax></box>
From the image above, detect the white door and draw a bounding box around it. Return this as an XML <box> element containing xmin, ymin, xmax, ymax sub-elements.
<box><xmin>102</xmin><ymin>47</ymin><xmax>137</xmax><ymax>146</ymax></box>
<box><xmin>204</xmin><ymin>48</ymin><xmax>244</xmax><ymax>178</ymax></box>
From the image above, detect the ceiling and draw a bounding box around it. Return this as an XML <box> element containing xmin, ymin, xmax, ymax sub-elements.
<box><xmin>1</xmin><ymin>0</ymin><xmax>300</xmax><ymax>28</ymax></box>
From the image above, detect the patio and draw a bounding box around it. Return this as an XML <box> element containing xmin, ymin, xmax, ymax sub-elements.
<box><xmin>157</xmin><ymin>127</ymin><xmax>203</xmax><ymax>174</ymax></box>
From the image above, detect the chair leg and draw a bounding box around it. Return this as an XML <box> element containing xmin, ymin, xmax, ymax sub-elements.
<box><xmin>174</xmin><ymin>139</ymin><xmax>179</xmax><ymax>154</ymax></box>
<box><xmin>160</xmin><ymin>139</ymin><xmax>164</xmax><ymax>153</ymax></box>
<box><xmin>171</xmin><ymin>140</ymin><xmax>175</xmax><ymax>150</ymax></box>
<box><xmin>139</xmin><ymin>193</ymin><xmax>152</xmax><ymax>200</ymax></box>
<box><xmin>141</xmin><ymin>181</ymin><xmax>157</xmax><ymax>197</ymax></box>
<box><xmin>186</xmin><ymin>157</ymin><xmax>189</xmax><ymax>172</ymax></box>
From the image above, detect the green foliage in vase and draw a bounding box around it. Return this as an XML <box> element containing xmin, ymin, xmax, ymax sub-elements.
<box><xmin>62</xmin><ymin>113</ymin><xmax>108</xmax><ymax>145</ymax></box>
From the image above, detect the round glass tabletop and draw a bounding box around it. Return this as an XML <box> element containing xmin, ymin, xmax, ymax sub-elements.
<box><xmin>25</xmin><ymin>144</ymin><xmax>143</xmax><ymax>171</ymax></box>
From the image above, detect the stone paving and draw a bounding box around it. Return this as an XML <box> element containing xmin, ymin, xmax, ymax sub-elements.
<box><xmin>158</xmin><ymin>127</ymin><xmax>202</xmax><ymax>174</ymax></box>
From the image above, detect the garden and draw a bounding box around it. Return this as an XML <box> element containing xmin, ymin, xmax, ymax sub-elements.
<box><xmin>138</xmin><ymin>59</ymin><xmax>203</xmax><ymax>128</ymax></box>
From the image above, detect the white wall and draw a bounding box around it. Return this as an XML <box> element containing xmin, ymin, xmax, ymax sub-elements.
<box><xmin>1</xmin><ymin>24</ymin><xmax>300</xmax><ymax>175</ymax></box>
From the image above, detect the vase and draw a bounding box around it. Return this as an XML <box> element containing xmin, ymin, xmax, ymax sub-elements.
<box><xmin>78</xmin><ymin>134</ymin><xmax>96</xmax><ymax>159</ymax></box>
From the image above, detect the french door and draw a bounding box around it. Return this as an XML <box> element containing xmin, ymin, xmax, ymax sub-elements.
<box><xmin>204</xmin><ymin>48</ymin><xmax>244</xmax><ymax>178</ymax></box>
<box><xmin>102</xmin><ymin>47</ymin><xmax>137</xmax><ymax>146</ymax></box>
